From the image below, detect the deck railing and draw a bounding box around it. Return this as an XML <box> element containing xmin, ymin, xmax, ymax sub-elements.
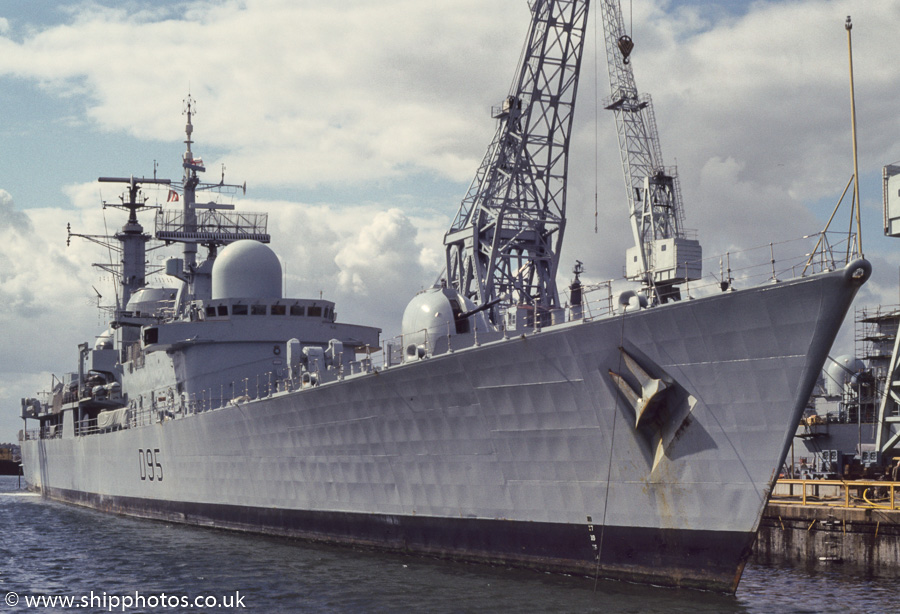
<box><xmin>771</xmin><ymin>479</ymin><xmax>900</xmax><ymax>511</ymax></box>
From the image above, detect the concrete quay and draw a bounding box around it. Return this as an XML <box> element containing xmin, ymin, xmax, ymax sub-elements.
<box><xmin>753</xmin><ymin>480</ymin><xmax>900</xmax><ymax>573</ymax></box>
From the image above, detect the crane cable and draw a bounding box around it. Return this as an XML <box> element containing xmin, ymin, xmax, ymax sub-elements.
<box><xmin>593</xmin><ymin>0</ymin><xmax>599</xmax><ymax>233</ymax></box>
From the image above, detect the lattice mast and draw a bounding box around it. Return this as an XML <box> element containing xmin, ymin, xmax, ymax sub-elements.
<box><xmin>443</xmin><ymin>0</ymin><xmax>590</xmax><ymax>324</ymax></box>
<box><xmin>155</xmin><ymin>96</ymin><xmax>266</xmax><ymax>303</ymax></box>
<box><xmin>68</xmin><ymin>176</ymin><xmax>171</xmax><ymax>311</ymax></box>
<box><xmin>181</xmin><ymin>96</ymin><xmax>201</xmax><ymax>273</ymax></box>
<box><xmin>599</xmin><ymin>0</ymin><xmax>701</xmax><ymax>301</ymax></box>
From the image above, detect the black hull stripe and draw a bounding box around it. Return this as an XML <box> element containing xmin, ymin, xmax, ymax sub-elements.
<box><xmin>41</xmin><ymin>486</ymin><xmax>751</xmax><ymax>593</ymax></box>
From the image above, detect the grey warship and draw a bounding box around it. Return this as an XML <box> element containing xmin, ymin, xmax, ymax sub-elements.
<box><xmin>18</xmin><ymin>0</ymin><xmax>870</xmax><ymax>593</ymax></box>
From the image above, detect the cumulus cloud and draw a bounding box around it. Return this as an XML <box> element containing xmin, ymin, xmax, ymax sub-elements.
<box><xmin>336</xmin><ymin>209</ymin><xmax>419</xmax><ymax>294</ymax></box>
<box><xmin>0</xmin><ymin>193</ymin><xmax>62</xmax><ymax>318</ymax></box>
<box><xmin>259</xmin><ymin>201</ymin><xmax>434</xmax><ymax>334</ymax></box>
<box><xmin>0</xmin><ymin>184</ymin><xmax>109</xmax><ymax>442</ymax></box>
<box><xmin>0</xmin><ymin>0</ymin><xmax>524</xmax><ymax>187</ymax></box>
<box><xmin>0</xmin><ymin>186</ymin><xmax>101</xmax><ymax>328</ymax></box>
<box><xmin>0</xmin><ymin>190</ymin><xmax>32</xmax><ymax>231</ymax></box>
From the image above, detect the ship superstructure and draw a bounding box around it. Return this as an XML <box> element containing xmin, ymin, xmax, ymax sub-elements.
<box><xmin>18</xmin><ymin>1</ymin><xmax>871</xmax><ymax>594</ymax></box>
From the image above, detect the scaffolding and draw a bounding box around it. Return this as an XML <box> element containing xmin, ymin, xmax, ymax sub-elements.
<box><xmin>856</xmin><ymin>304</ymin><xmax>900</xmax><ymax>373</ymax></box>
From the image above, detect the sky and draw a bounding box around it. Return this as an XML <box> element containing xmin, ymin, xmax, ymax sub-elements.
<box><xmin>1</xmin><ymin>0</ymin><xmax>898</xmax><ymax>444</ymax></box>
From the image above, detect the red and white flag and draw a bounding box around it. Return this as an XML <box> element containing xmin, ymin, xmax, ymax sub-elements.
<box><xmin>167</xmin><ymin>190</ymin><xmax>179</xmax><ymax>202</ymax></box>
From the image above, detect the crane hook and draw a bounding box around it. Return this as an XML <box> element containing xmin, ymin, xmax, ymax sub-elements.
<box><xmin>618</xmin><ymin>35</ymin><xmax>634</xmax><ymax>64</ymax></box>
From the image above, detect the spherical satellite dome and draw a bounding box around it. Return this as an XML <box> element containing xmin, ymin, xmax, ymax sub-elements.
<box><xmin>94</xmin><ymin>328</ymin><xmax>115</xmax><ymax>351</ymax></box>
<box><xmin>125</xmin><ymin>287</ymin><xmax>178</xmax><ymax>316</ymax></box>
<box><xmin>401</xmin><ymin>286</ymin><xmax>489</xmax><ymax>348</ymax></box>
<box><xmin>824</xmin><ymin>354</ymin><xmax>865</xmax><ymax>397</ymax></box>
<box><xmin>212</xmin><ymin>240</ymin><xmax>282</xmax><ymax>300</ymax></box>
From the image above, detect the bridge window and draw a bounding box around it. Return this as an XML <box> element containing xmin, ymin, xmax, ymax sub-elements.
<box><xmin>232</xmin><ymin>304</ymin><xmax>248</xmax><ymax>315</ymax></box>
<box><xmin>290</xmin><ymin>305</ymin><xmax>305</xmax><ymax>316</ymax></box>
<box><xmin>271</xmin><ymin>305</ymin><xmax>286</xmax><ymax>316</ymax></box>
<box><xmin>143</xmin><ymin>327</ymin><xmax>159</xmax><ymax>344</ymax></box>
<box><xmin>251</xmin><ymin>304</ymin><xmax>266</xmax><ymax>315</ymax></box>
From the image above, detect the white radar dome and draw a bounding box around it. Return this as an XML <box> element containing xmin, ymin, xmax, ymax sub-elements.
<box><xmin>401</xmin><ymin>286</ymin><xmax>490</xmax><ymax>349</ymax></box>
<box><xmin>212</xmin><ymin>240</ymin><xmax>283</xmax><ymax>300</ymax></box>
<box><xmin>125</xmin><ymin>287</ymin><xmax>178</xmax><ymax>317</ymax></box>
<box><xmin>824</xmin><ymin>354</ymin><xmax>865</xmax><ymax>397</ymax></box>
<box><xmin>94</xmin><ymin>329</ymin><xmax>114</xmax><ymax>351</ymax></box>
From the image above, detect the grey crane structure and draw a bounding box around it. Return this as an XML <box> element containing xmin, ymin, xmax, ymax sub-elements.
<box><xmin>443</xmin><ymin>0</ymin><xmax>589</xmax><ymax>325</ymax></box>
<box><xmin>875</xmin><ymin>164</ymin><xmax>900</xmax><ymax>461</ymax></box>
<box><xmin>599</xmin><ymin>0</ymin><xmax>701</xmax><ymax>302</ymax></box>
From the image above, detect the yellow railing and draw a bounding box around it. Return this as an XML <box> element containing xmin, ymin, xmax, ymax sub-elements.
<box><xmin>771</xmin><ymin>479</ymin><xmax>900</xmax><ymax>511</ymax></box>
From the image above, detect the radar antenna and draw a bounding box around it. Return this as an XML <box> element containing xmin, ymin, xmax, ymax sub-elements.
<box><xmin>443</xmin><ymin>0</ymin><xmax>590</xmax><ymax>325</ymax></box>
<box><xmin>599</xmin><ymin>0</ymin><xmax>701</xmax><ymax>302</ymax></box>
<box><xmin>161</xmin><ymin>95</ymin><xmax>261</xmax><ymax>237</ymax></box>
<box><xmin>155</xmin><ymin>96</ymin><xmax>268</xmax><ymax>295</ymax></box>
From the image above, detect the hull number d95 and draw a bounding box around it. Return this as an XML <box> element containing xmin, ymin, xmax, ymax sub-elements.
<box><xmin>139</xmin><ymin>448</ymin><xmax>163</xmax><ymax>482</ymax></box>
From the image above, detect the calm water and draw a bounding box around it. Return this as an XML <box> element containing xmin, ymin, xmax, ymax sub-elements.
<box><xmin>0</xmin><ymin>475</ymin><xmax>895</xmax><ymax>613</ymax></box>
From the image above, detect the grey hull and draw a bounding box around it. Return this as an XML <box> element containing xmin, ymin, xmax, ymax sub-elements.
<box><xmin>22</xmin><ymin>261</ymin><xmax>869</xmax><ymax>592</ymax></box>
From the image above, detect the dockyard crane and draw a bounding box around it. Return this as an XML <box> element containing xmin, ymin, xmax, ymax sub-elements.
<box><xmin>443</xmin><ymin>0</ymin><xmax>589</xmax><ymax>325</ymax></box>
<box><xmin>599</xmin><ymin>0</ymin><xmax>701</xmax><ymax>302</ymax></box>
